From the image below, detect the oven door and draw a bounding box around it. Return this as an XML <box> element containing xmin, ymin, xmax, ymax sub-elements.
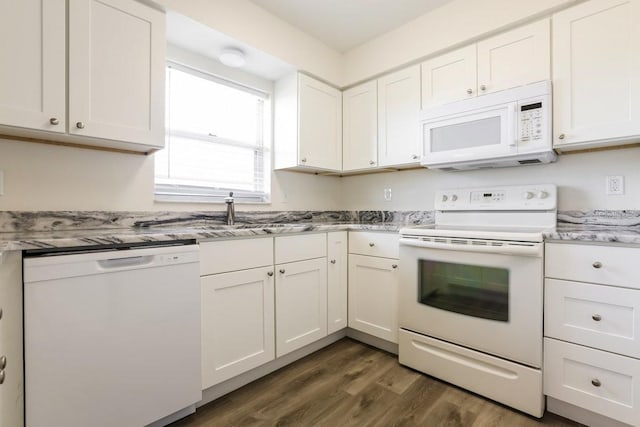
<box><xmin>398</xmin><ymin>237</ymin><xmax>543</xmax><ymax>368</ymax></box>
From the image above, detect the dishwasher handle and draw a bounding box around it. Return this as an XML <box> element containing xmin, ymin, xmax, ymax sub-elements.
<box><xmin>98</xmin><ymin>255</ymin><xmax>154</xmax><ymax>270</ymax></box>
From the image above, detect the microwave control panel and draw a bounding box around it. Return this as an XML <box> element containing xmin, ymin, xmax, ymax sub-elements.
<box><xmin>519</xmin><ymin>102</ymin><xmax>543</xmax><ymax>143</ymax></box>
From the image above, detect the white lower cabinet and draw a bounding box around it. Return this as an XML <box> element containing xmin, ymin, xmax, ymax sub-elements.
<box><xmin>544</xmin><ymin>242</ymin><xmax>640</xmax><ymax>425</ymax></box>
<box><xmin>275</xmin><ymin>257</ymin><xmax>328</xmax><ymax>357</ymax></box>
<box><xmin>327</xmin><ymin>232</ymin><xmax>348</xmax><ymax>334</ymax></box>
<box><xmin>0</xmin><ymin>251</ymin><xmax>24</xmax><ymax>427</ymax></box>
<box><xmin>201</xmin><ymin>266</ymin><xmax>275</xmax><ymax>389</ymax></box>
<box><xmin>348</xmin><ymin>253</ymin><xmax>399</xmax><ymax>343</ymax></box>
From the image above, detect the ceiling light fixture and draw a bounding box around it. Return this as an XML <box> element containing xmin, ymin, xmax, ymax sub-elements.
<box><xmin>219</xmin><ymin>48</ymin><xmax>246</xmax><ymax>68</ymax></box>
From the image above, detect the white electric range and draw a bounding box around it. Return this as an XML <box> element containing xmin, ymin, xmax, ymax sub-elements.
<box><xmin>398</xmin><ymin>184</ymin><xmax>557</xmax><ymax>418</ymax></box>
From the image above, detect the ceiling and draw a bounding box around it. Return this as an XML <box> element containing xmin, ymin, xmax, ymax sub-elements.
<box><xmin>249</xmin><ymin>0</ymin><xmax>456</xmax><ymax>52</ymax></box>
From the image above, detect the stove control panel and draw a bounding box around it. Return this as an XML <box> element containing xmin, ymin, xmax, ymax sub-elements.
<box><xmin>435</xmin><ymin>184</ymin><xmax>557</xmax><ymax>211</ymax></box>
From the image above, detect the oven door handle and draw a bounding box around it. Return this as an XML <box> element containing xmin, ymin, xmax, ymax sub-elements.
<box><xmin>399</xmin><ymin>238</ymin><xmax>542</xmax><ymax>257</ymax></box>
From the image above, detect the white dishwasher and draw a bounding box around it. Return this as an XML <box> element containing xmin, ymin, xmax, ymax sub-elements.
<box><xmin>23</xmin><ymin>243</ymin><xmax>201</xmax><ymax>427</ymax></box>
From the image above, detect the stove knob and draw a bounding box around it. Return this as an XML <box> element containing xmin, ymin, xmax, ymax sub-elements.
<box><xmin>451</xmin><ymin>194</ymin><xmax>458</xmax><ymax>202</ymax></box>
<box><xmin>537</xmin><ymin>191</ymin><xmax>548</xmax><ymax>199</ymax></box>
<box><xmin>522</xmin><ymin>191</ymin><xmax>534</xmax><ymax>200</ymax></box>
<box><xmin>441</xmin><ymin>195</ymin><xmax>448</xmax><ymax>202</ymax></box>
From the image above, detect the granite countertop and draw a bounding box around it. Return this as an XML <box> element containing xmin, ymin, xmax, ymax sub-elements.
<box><xmin>1</xmin><ymin>209</ymin><xmax>639</xmax><ymax>252</ymax></box>
<box><xmin>0</xmin><ymin>222</ymin><xmax>402</xmax><ymax>252</ymax></box>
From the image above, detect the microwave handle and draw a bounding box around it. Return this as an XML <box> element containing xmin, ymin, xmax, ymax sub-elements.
<box><xmin>509</xmin><ymin>104</ymin><xmax>518</xmax><ymax>147</ymax></box>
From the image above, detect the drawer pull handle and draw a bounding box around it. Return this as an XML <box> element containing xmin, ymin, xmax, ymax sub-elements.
<box><xmin>369</xmin><ymin>243</ymin><xmax>375</xmax><ymax>247</ymax></box>
<box><xmin>392</xmin><ymin>264</ymin><xmax>398</xmax><ymax>269</ymax></box>
<box><xmin>330</xmin><ymin>259</ymin><xmax>336</xmax><ymax>264</ymax></box>
<box><xmin>267</xmin><ymin>271</ymin><xmax>274</xmax><ymax>277</ymax></box>
<box><xmin>592</xmin><ymin>261</ymin><xmax>602</xmax><ymax>269</ymax></box>
<box><xmin>592</xmin><ymin>314</ymin><xmax>602</xmax><ymax>322</ymax></box>
<box><xmin>591</xmin><ymin>379</ymin><xmax>601</xmax><ymax>387</ymax></box>
<box><xmin>279</xmin><ymin>269</ymin><xmax>285</xmax><ymax>274</ymax></box>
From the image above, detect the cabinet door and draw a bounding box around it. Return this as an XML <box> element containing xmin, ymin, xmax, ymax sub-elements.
<box><xmin>348</xmin><ymin>254</ymin><xmax>399</xmax><ymax>343</ymax></box>
<box><xmin>0</xmin><ymin>0</ymin><xmax>65</xmax><ymax>133</ymax></box>
<box><xmin>343</xmin><ymin>81</ymin><xmax>378</xmax><ymax>171</ymax></box>
<box><xmin>477</xmin><ymin>19</ymin><xmax>550</xmax><ymax>95</ymax></box>
<box><xmin>421</xmin><ymin>45</ymin><xmax>477</xmax><ymax>108</ymax></box>
<box><xmin>275</xmin><ymin>257</ymin><xmax>327</xmax><ymax>357</ymax></box>
<box><xmin>327</xmin><ymin>232</ymin><xmax>348</xmax><ymax>334</ymax></box>
<box><xmin>68</xmin><ymin>0</ymin><xmax>165</xmax><ymax>147</ymax></box>
<box><xmin>378</xmin><ymin>65</ymin><xmax>421</xmax><ymax>167</ymax></box>
<box><xmin>553</xmin><ymin>0</ymin><xmax>640</xmax><ymax>148</ymax></box>
<box><xmin>201</xmin><ymin>266</ymin><xmax>275</xmax><ymax>389</ymax></box>
<box><xmin>0</xmin><ymin>252</ymin><xmax>24</xmax><ymax>427</ymax></box>
<box><xmin>298</xmin><ymin>74</ymin><xmax>342</xmax><ymax>171</ymax></box>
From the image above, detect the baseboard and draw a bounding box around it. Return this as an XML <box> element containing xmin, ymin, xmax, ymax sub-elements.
<box><xmin>547</xmin><ymin>397</ymin><xmax>632</xmax><ymax>427</ymax></box>
<box><xmin>346</xmin><ymin>328</ymin><xmax>398</xmax><ymax>354</ymax></box>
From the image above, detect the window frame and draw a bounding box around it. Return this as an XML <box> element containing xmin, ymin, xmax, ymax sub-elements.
<box><xmin>154</xmin><ymin>61</ymin><xmax>271</xmax><ymax>204</ymax></box>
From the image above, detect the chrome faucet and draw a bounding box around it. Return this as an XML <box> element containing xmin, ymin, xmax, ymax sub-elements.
<box><xmin>225</xmin><ymin>192</ymin><xmax>235</xmax><ymax>225</ymax></box>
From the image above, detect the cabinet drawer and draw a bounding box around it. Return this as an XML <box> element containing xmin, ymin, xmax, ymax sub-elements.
<box><xmin>275</xmin><ymin>233</ymin><xmax>326</xmax><ymax>264</ymax></box>
<box><xmin>545</xmin><ymin>278</ymin><xmax>640</xmax><ymax>358</ymax></box>
<box><xmin>349</xmin><ymin>232</ymin><xmax>399</xmax><ymax>258</ymax></box>
<box><xmin>544</xmin><ymin>338</ymin><xmax>640</xmax><ymax>426</ymax></box>
<box><xmin>200</xmin><ymin>238</ymin><xmax>273</xmax><ymax>275</ymax></box>
<box><xmin>545</xmin><ymin>243</ymin><xmax>640</xmax><ymax>289</ymax></box>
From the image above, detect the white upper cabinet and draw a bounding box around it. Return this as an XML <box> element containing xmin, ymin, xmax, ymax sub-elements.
<box><xmin>477</xmin><ymin>19</ymin><xmax>550</xmax><ymax>95</ymax></box>
<box><xmin>377</xmin><ymin>65</ymin><xmax>421</xmax><ymax>167</ymax></box>
<box><xmin>421</xmin><ymin>45</ymin><xmax>477</xmax><ymax>108</ymax></box>
<box><xmin>421</xmin><ymin>19</ymin><xmax>550</xmax><ymax>108</ymax></box>
<box><xmin>0</xmin><ymin>0</ymin><xmax>164</xmax><ymax>153</ymax></box>
<box><xmin>68</xmin><ymin>0</ymin><xmax>165</xmax><ymax>148</ymax></box>
<box><xmin>342</xmin><ymin>81</ymin><xmax>378</xmax><ymax>171</ymax></box>
<box><xmin>0</xmin><ymin>0</ymin><xmax>66</xmax><ymax>133</ymax></box>
<box><xmin>275</xmin><ymin>73</ymin><xmax>342</xmax><ymax>172</ymax></box>
<box><xmin>553</xmin><ymin>0</ymin><xmax>640</xmax><ymax>150</ymax></box>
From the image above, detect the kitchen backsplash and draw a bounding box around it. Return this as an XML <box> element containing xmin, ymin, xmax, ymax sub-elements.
<box><xmin>0</xmin><ymin>210</ymin><xmax>638</xmax><ymax>233</ymax></box>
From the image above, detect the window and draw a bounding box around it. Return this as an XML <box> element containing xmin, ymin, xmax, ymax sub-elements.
<box><xmin>155</xmin><ymin>63</ymin><xmax>270</xmax><ymax>203</ymax></box>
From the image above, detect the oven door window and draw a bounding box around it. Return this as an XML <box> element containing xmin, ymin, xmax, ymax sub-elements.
<box><xmin>418</xmin><ymin>260</ymin><xmax>509</xmax><ymax>322</ymax></box>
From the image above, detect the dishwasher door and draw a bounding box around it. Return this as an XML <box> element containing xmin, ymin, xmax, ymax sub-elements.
<box><xmin>23</xmin><ymin>244</ymin><xmax>201</xmax><ymax>427</ymax></box>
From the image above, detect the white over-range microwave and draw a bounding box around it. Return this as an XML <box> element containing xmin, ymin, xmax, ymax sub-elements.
<box><xmin>420</xmin><ymin>81</ymin><xmax>556</xmax><ymax>170</ymax></box>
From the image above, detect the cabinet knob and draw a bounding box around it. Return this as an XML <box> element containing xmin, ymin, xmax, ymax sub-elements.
<box><xmin>76</xmin><ymin>121</ymin><xmax>85</xmax><ymax>129</ymax></box>
<box><xmin>49</xmin><ymin>117</ymin><xmax>60</xmax><ymax>125</ymax></box>
<box><xmin>412</xmin><ymin>154</ymin><xmax>419</xmax><ymax>160</ymax></box>
<box><xmin>301</xmin><ymin>157</ymin><xmax>307</xmax><ymax>163</ymax></box>
<box><xmin>0</xmin><ymin>307</ymin><xmax>2</xmax><ymax>320</ymax></box>
<box><xmin>330</xmin><ymin>259</ymin><xmax>336</xmax><ymax>264</ymax></box>
<box><xmin>392</xmin><ymin>264</ymin><xmax>398</xmax><ymax>269</ymax></box>
<box><xmin>279</xmin><ymin>269</ymin><xmax>285</xmax><ymax>274</ymax></box>
<box><xmin>0</xmin><ymin>370</ymin><xmax>4</xmax><ymax>385</ymax></box>
<box><xmin>592</xmin><ymin>314</ymin><xmax>602</xmax><ymax>322</ymax></box>
<box><xmin>0</xmin><ymin>356</ymin><xmax>5</xmax><ymax>370</ymax></box>
<box><xmin>369</xmin><ymin>242</ymin><xmax>375</xmax><ymax>247</ymax></box>
<box><xmin>369</xmin><ymin>160</ymin><xmax>375</xmax><ymax>165</ymax></box>
<box><xmin>558</xmin><ymin>134</ymin><xmax>565</xmax><ymax>140</ymax></box>
<box><xmin>480</xmin><ymin>85</ymin><xmax>487</xmax><ymax>91</ymax></box>
<box><xmin>466</xmin><ymin>88</ymin><xmax>473</xmax><ymax>95</ymax></box>
<box><xmin>591</xmin><ymin>378</ymin><xmax>601</xmax><ymax>387</ymax></box>
<box><xmin>592</xmin><ymin>261</ymin><xmax>602</xmax><ymax>269</ymax></box>
<box><xmin>267</xmin><ymin>271</ymin><xmax>274</xmax><ymax>277</ymax></box>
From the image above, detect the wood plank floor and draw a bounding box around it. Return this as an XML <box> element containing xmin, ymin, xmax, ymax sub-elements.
<box><xmin>172</xmin><ymin>338</ymin><xmax>583</xmax><ymax>427</ymax></box>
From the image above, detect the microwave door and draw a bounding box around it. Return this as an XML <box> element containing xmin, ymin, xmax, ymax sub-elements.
<box><xmin>422</xmin><ymin>104</ymin><xmax>517</xmax><ymax>164</ymax></box>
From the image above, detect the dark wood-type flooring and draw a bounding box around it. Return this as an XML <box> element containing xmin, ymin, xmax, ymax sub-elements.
<box><xmin>172</xmin><ymin>338</ymin><xmax>583</xmax><ymax>427</ymax></box>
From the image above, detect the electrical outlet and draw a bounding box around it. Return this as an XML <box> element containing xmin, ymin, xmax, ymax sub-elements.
<box><xmin>383</xmin><ymin>188</ymin><xmax>392</xmax><ymax>201</ymax></box>
<box><xmin>606</xmin><ymin>175</ymin><xmax>624</xmax><ymax>195</ymax></box>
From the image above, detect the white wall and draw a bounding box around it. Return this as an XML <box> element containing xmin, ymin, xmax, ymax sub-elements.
<box><xmin>342</xmin><ymin>0</ymin><xmax>579</xmax><ymax>85</ymax></box>
<box><xmin>0</xmin><ymin>139</ymin><xmax>341</xmax><ymax>211</ymax></box>
<box><xmin>338</xmin><ymin>147</ymin><xmax>640</xmax><ymax>211</ymax></box>
<box><xmin>155</xmin><ymin>0</ymin><xmax>343</xmax><ymax>86</ymax></box>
